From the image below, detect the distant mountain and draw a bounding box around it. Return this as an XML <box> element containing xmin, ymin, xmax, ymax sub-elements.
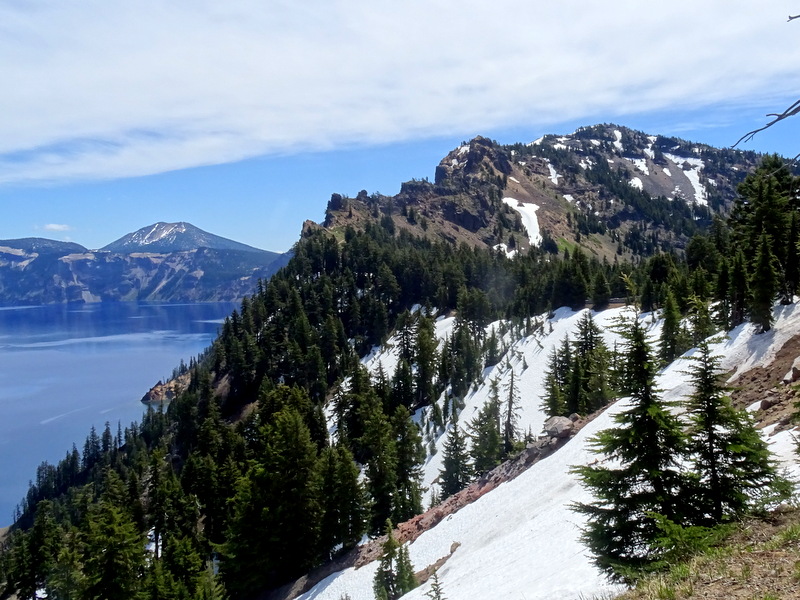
<box><xmin>0</xmin><ymin>224</ymin><xmax>289</xmax><ymax>305</ymax></box>
<box><xmin>321</xmin><ymin>124</ymin><xmax>762</xmax><ymax>261</ymax></box>
<box><xmin>100</xmin><ymin>221</ymin><xmax>270</xmax><ymax>255</ymax></box>
<box><xmin>0</xmin><ymin>237</ymin><xmax>88</xmax><ymax>255</ymax></box>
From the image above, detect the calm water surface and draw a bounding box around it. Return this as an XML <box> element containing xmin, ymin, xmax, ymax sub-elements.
<box><xmin>0</xmin><ymin>302</ymin><xmax>236</xmax><ymax>525</ymax></box>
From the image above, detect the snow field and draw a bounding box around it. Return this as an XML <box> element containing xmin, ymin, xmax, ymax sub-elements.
<box><xmin>312</xmin><ymin>303</ymin><xmax>800</xmax><ymax>600</ymax></box>
<box><xmin>502</xmin><ymin>197</ymin><xmax>542</xmax><ymax>247</ymax></box>
<box><xmin>665</xmin><ymin>153</ymin><xmax>707</xmax><ymax>206</ymax></box>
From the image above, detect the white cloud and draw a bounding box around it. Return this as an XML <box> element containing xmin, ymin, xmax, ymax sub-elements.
<box><xmin>42</xmin><ymin>224</ymin><xmax>72</xmax><ymax>232</ymax></box>
<box><xmin>1</xmin><ymin>0</ymin><xmax>799</xmax><ymax>184</ymax></box>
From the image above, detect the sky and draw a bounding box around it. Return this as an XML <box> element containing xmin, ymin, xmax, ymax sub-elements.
<box><xmin>2</xmin><ymin>0</ymin><xmax>800</xmax><ymax>253</ymax></box>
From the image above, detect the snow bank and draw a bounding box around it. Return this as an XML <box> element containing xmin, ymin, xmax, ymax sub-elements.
<box><xmin>310</xmin><ymin>303</ymin><xmax>800</xmax><ymax>600</ymax></box>
<box><xmin>502</xmin><ymin>197</ymin><xmax>542</xmax><ymax>247</ymax></box>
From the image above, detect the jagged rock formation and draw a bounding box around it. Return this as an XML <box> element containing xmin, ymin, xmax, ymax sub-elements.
<box><xmin>321</xmin><ymin>125</ymin><xmax>761</xmax><ymax>261</ymax></box>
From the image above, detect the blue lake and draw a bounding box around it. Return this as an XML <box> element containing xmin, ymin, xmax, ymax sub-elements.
<box><xmin>0</xmin><ymin>301</ymin><xmax>237</xmax><ymax>526</ymax></box>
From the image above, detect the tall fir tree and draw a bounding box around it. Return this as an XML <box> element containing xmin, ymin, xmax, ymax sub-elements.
<box><xmin>372</xmin><ymin>520</ymin><xmax>417</xmax><ymax>600</ymax></box>
<box><xmin>573</xmin><ymin>318</ymin><xmax>691</xmax><ymax>580</ymax></box>
<box><xmin>439</xmin><ymin>417</ymin><xmax>472</xmax><ymax>500</ymax></box>
<box><xmin>683</xmin><ymin>339</ymin><xmax>791</xmax><ymax>524</ymax></box>
<box><xmin>468</xmin><ymin>390</ymin><xmax>503</xmax><ymax>475</ymax></box>
<box><xmin>749</xmin><ymin>231</ymin><xmax>779</xmax><ymax>333</ymax></box>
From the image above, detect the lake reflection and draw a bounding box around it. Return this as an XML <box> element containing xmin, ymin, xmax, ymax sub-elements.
<box><xmin>0</xmin><ymin>302</ymin><xmax>236</xmax><ymax>525</ymax></box>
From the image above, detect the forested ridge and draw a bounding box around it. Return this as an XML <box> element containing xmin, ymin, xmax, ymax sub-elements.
<box><xmin>1</xmin><ymin>152</ymin><xmax>798</xmax><ymax>599</ymax></box>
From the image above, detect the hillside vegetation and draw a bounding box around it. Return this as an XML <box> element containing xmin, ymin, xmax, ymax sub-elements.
<box><xmin>0</xmin><ymin>129</ymin><xmax>798</xmax><ymax>600</ymax></box>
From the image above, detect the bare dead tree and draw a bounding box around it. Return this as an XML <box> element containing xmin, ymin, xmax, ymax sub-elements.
<box><xmin>733</xmin><ymin>15</ymin><xmax>800</xmax><ymax>161</ymax></box>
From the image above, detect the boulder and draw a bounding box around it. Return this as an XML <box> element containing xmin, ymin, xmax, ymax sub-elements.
<box><xmin>782</xmin><ymin>356</ymin><xmax>800</xmax><ymax>384</ymax></box>
<box><xmin>543</xmin><ymin>416</ymin><xmax>574</xmax><ymax>439</ymax></box>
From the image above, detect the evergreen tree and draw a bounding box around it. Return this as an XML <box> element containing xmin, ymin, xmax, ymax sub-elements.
<box><xmin>750</xmin><ymin>231</ymin><xmax>779</xmax><ymax>332</ymax></box>
<box><xmin>391</xmin><ymin>406</ymin><xmax>425</xmax><ymax>525</ymax></box>
<box><xmin>729</xmin><ymin>248</ymin><xmax>750</xmax><ymax>328</ymax></box>
<box><xmin>318</xmin><ymin>445</ymin><xmax>367</xmax><ymax>557</ymax></box>
<box><xmin>658</xmin><ymin>288</ymin><xmax>683</xmax><ymax>367</ymax></box>
<box><xmin>683</xmin><ymin>339</ymin><xmax>791</xmax><ymax>524</ymax></box>
<box><xmin>591</xmin><ymin>270</ymin><xmax>612</xmax><ymax>310</ymax></box>
<box><xmin>373</xmin><ymin>520</ymin><xmax>417</xmax><ymax>600</ymax></box>
<box><xmin>502</xmin><ymin>371</ymin><xmax>521</xmax><ymax>456</ymax></box>
<box><xmin>439</xmin><ymin>418</ymin><xmax>472</xmax><ymax>499</ymax></box>
<box><xmin>468</xmin><ymin>391</ymin><xmax>503</xmax><ymax>475</ymax></box>
<box><xmin>573</xmin><ymin>318</ymin><xmax>690</xmax><ymax>580</ymax></box>
<box><xmin>81</xmin><ymin>499</ymin><xmax>146</xmax><ymax>600</ymax></box>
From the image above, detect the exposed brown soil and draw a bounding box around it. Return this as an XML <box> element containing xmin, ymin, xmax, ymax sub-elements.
<box><xmin>728</xmin><ymin>331</ymin><xmax>800</xmax><ymax>436</ymax></box>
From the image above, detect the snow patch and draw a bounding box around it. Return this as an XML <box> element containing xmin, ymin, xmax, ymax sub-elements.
<box><xmin>546</xmin><ymin>161</ymin><xmax>561</xmax><ymax>185</ymax></box>
<box><xmin>563</xmin><ymin>194</ymin><xmax>574</xmax><ymax>203</ymax></box>
<box><xmin>663</xmin><ymin>168</ymin><xmax>672</xmax><ymax>177</ymax></box>
<box><xmin>665</xmin><ymin>154</ymin><xmax>707</xmax><ymax>206</ymax></box>
<box><xmin>508</xmin><ymin>176</ymin><xmax>520</xmax><ymax>184</ymax></box>
<box><xmin>503</xmin><ymin>197</ymin><xmax>542</xmax><ymax>247</ymax></box>
<box><xmin>625</xmin><ymin>157</ymin><xmax>650</xmax><ymax>176</ymax></box>
<box><xmin>493</xmin><ymin>243</ymin><xmax>517</xmax><ymax>259</ymax></box>
<box><xmin>628</xmin><ymin>177</ymin><xmax>643</xmax><ymax>190</ymax></box>
<box><xmin>612</xmin><ymin>129</ymin><xmax>623</xmax><ymax>152</ymax></box>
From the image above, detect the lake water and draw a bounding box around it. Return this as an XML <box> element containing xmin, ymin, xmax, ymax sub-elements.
<box><xmin>0</xmin><ymin>301</ymin><xmax>237</xmax><ymax>526</ymax></box>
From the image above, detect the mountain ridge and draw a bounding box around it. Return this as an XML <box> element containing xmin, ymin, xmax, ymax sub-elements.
<box><xmin>100</xmin><ymin>221</ymin><xmax>272</xmax><ymax>255</ymax></box>
<box><xmin>0</xmin><ymin>221</ymin><xmax>289</xmax><ymax>304</ymax></box>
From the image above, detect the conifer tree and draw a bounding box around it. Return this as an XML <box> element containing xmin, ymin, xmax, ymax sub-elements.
<box><xmin>683</xmin><ymin>339</ymin><xmax>790</xmax><ymax>523</ymax></box>
<box><xmin>502</xmin><ymin>371</ymin><xmax>521</xmax><ymax>456</ymax></box>
<box><xmin>81</xmin><ymin>499</ymin><xmax>146</xmax><ymax>600</ymax></box>
<box><xmin>468</xmin><ymin>391</ymin><xmax>503</xmax><ymax>475</ymax></box>
<box><xmin>391</xmin><ymin>406</ymin><xmax>425</xmax><ymax>525</ymax></box>
<box><xmin>318</xmin><ymin>445</ymin><xmax>367</xmax><ymax>558</ymax></box>
<box><xmin>414</xmin><ymin>311</ymin><xmax>439</xmax><ymax>407</ymax></box>
<box><xmin>592</xmin><ymin>270</ymin><xmax>612</xmax><ymax>310</ymax></box>
<box><xmin>658</xmin><ymin>288</ymin><xmax>683</xmax><ymax>367</ymax></box>
<box><xmin>750</xmin><ymin>231</ymin><xmax>779</xmax><ymax>332</ymax></box>
<box><xmin>573</xmin><ymin>318</ymin><xmax>690</xmax><ymax>580</ymax></box>
<box><xmin>439</xmin><ymin>417</ymin><xmax>472</xmax><ymax>499</ymax></box>
<box><xmin>373</xmin><ymin>520</ymin><xmax>417</xmax><ymax>600</ymax></box>
<box><xmin>729</xmin><ymin>248</ymin><xmax>750</xmax><ymax>328</ymax></box>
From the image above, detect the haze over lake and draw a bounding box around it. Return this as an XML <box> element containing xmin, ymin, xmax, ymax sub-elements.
<box><xmin>0</xmin><ymin>301</ymin><xmax>236</xmax><ymax>525</ymax></box>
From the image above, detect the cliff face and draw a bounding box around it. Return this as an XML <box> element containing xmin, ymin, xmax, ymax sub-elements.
<box><xmin>0</xmin><ymin>245</ymin><xmax>290</xmax><ymax>304</ymax></box>
<box><xmin>320</xmin><ymin>125</ymin><xmax>762</xmax><ymax>261</ymax></box>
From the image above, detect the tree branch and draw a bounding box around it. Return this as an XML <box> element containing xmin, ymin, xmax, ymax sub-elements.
<box><xmin>733</xmin><ymin>98</ymin><xmax>800</xmax><ymax>147</ymax></box>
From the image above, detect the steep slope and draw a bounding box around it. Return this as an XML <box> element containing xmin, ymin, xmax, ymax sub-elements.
<box><xmin>100</xmin><ymin>221</ymin><xmax>272</xmax><ymax>255</ymax></box>
<box><xmin>292</xmin><ymin>305</ymin><xmax>800</xmax><ymax>600</ymax></box>
<box><xmin>321</xmin><ymin>125</ymin><xmax>762</xmax><ymax>261</ymax></box>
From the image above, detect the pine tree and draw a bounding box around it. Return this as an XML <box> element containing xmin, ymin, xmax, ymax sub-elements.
<box><xmin>729</xmin><ymin>248</ymin><xmax>750</xmax><ymax>328</ymax></box>
<box><xmin>658</xmin><ymin>288</ymin><xmax>684</xmax><ymax>367</ymax></box>
<box><xmin>468</xmin><ymin>391</ymin><xmax>503</xmax><ymax>475</ymax></box>
<box><xmin>81</xmin><ymin>499</ymin><xmax>146</xmax><ymax>600</ymax></box>
<box><xmin>683</xmin><ymin>339</ymin><xmax>791</xmax><ymax>524</ymax></box>
<box><xmin>573</xmin><ymin>318</ymin><xmax>691</xmax><ymax>580</ymax></box>
<box><xmin>373</xmin><ymin>520</ymin><xmax>417</xmax><ymax>600</ymax></box>
<box><xmin>750</xmin><ymin>231</ymin><xmax>779</xmax><ymax>332</ymax></box>
<box><xmin>592</xmin><ymin>270</ymin><xmax>612</xmax><ymax>310</ymax></box>
<box><xmin>502</xmin><ymin>371</ymin><xmax>521</xmax><ymax>456</ymax></box>
<box><xmin>391</xmin><ymin>406</ymin><xmax>425</xmax><ymax>525</ymax></box>
<box><xmin>439</xmin><ymin>417</ymin><xmax>472</xmax><ymax>499</ymax></box>
<box><xmin>425</xmin><ymin>570</ymin><xmax>446</xmax><ymax>600</ymax></box>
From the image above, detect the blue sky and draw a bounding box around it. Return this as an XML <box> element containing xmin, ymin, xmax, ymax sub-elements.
<box><xmin>2</xmin><ymin>1</ymin><xmax>800</xmax><ymax>252</ymax></box>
